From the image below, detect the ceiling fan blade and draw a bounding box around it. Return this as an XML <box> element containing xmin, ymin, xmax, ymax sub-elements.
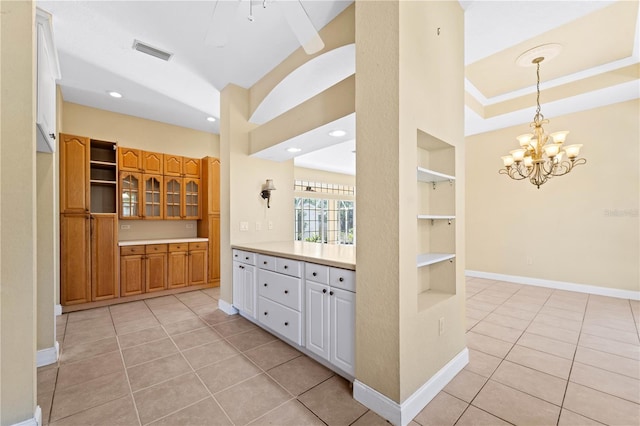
<box><xmin>277</xmin><ymin>0</ymin><xmax>325</xmax><ymax>55</ymax></box>
<box><xmin>205</xmin><ymin>0</ymin><xmax>242</xmax><ymax>47</ymax></box>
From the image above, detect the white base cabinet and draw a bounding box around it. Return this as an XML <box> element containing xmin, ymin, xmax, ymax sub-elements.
<box><xmin>305</xmin><ymin>265</ymin><xmax>356</xmax><ymax>376</ymax></box>
<box><xmin>232</xmin><ymin>248</ymin><xmax>356</xmax><ymax>378</ymax></box>
<box><xmin>232</xmin><ymin>250</ymin><xmax>257</xmax><ymax>319</ymax></box>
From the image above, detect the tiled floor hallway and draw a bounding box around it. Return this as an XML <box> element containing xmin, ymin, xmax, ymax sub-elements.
<box><xmin>38</xmin><ymin>278</ymin><xmax>640</xmax><ymax>425</ymax></box>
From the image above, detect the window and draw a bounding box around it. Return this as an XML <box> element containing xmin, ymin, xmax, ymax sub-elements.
<box><xmin>294</xmin><ymin>180</ymin><xmax>355</xmax><ymax>245</ymax></box>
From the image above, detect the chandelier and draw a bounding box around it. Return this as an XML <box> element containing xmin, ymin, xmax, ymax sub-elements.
<box><xmin>499</xmin><ymin>47</ymin><xmax>586</xmax><ymax>189</ymax></box>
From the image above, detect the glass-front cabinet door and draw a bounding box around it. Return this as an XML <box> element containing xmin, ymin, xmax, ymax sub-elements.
<box><xmin>119</xmin><ymin>172</ymin><xmax>142</xmax><ymax>219</ymax></box>
<box><xmin>143</xmin><ymin>174</ymin><xmax>163</xmax><ymax>219</ymax></box>
<box><xmin>165</xmin><ymin>177</ymin><xmax>182</xmax><ymax>220</ymax></box>
<box><xmin>183</xmin><ymin>178</ymin><xmax>200</xmax><ymax>220</ymax></box>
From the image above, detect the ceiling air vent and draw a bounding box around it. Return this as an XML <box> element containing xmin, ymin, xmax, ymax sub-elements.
<box><xmin>132</xmin><ymin>39</ymin><xmax>173</xmax><ymax>61</ymax></box>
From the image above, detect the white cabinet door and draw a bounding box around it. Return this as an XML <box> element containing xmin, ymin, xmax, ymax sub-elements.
<box><xmin>305</xmin><ymin>281</ymin><xmax>330</xmax><ymax>360</ymax></box>
<box><xmin>35</xmin><ymin>10</ymin><xmax>59</xmax><ymax>153</ymax></box>
<box><xmin>330</xmin><ymin>287</ymin><xmax>355</xmax><ymax>376</ymax></box>
<box><xmin>232</xmin><ymin>261</ymin><xmax>256</xmax><ymax>319</ymax></box>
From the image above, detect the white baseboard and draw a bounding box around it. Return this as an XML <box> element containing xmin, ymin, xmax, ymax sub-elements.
<box><xmin>466</xmin><ymin>270</ymin><xmax>640</xmax><ymax>301</ymax></box>
<box><xmin>353</xmin><ymin>347</ymin><xmax>469</xmax><ymax>426</ymax></box>
<box><xmin>11</xmin><ymin>406</ymin><xmax>41</xmax><ymax>426</ymax></box>
<box><xmin>54</xmin><ymin>304</ymin><xmax>62</xmax><ymax>316</ymax></box>
<box><xmin>36</xmin><ymin>341</ymin><xmax>59</xmax><ymax>367</ymax></box>
<box><xmin>218</xmin><ymin>299</ymin><xmax>238</xmax><ymax>315</ymax></box>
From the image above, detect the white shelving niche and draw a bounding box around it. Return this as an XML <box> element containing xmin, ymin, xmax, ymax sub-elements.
<box><xmin>416</xmin><ymin>129</ymin><xmax>456</xmax><ymax>311</ymax></box>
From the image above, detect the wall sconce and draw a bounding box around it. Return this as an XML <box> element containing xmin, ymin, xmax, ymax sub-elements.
<box><xmin>260</xmin><ymin>179</ymin><xmax>276</xmax><ymax>208</ymax></box>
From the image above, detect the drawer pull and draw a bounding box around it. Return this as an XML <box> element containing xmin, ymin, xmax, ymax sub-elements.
<box><xmin>234</xmin><ymin>254</ymin><xmax>238</xmax><ymax>257</ymax></box>
<box><xmin>312</xmin><ymin>272</ymin><xmax>317</xmax><ymax>277</ymax></box>
<box><xmin>245</xmin><ymin>256</ymin><xmax>249</xmax><ymax>260</ymax></box>
<box><xmin>239</xmin><ymin>265</ymin><xmax>244</xmax><ymax>269</ymax></box>
<box><xmin>322</xmin><ymin>289</ymin><xmax>327</xmax><ymax>294</ymax></box>
<box><xmin>284</xmin><ymin>290</ymin><xmax>288</xmax><ymax>294</ymax></box>
<box><xmin>339</xmin><ymin>277</ymin><xmax>344</xmax><ymax>282</ymax></box>
<box><xmin>284</xmin><ymin>265</ymin><xmax>288</xmax><ymax>269</ymax></box>
<box><xmin>263</xmin><ymin>261</ymin><xmax>267</xmax><ymax>265</ymax></box>
<box><xmin>330</xmin><ymin>291</ymin><xmax>334</xmax><ymax>296</ymax></box>
<box><xmin>284</xmin><ymin>322</ymin><xmax>289</xmax><ymax>326</ymax></box>
<box><xmin>264</xmin><ymin>311</ymin><xmax>268</xmax><ymax>316</ymax></box>
<box><xmin>263</xmin><ymin>283</ymin><xmax>268</xmax><ymax>287</ymax></box>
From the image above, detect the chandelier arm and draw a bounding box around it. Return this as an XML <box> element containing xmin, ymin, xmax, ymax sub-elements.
<box><xmin>499</xmin><ymin>167</ymin><xmax>529</xmax><ymax>181</ymax></box>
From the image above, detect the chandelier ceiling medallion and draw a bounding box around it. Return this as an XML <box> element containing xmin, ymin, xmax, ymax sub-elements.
<box><xmin>499</xmin><ymin>44</ymin><xmax>586</xmax><ymax>189</ymax></box>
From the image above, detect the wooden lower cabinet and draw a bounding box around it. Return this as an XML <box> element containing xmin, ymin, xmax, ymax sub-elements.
<box><xmin>91</xmin><ymin>214</ymin><xmax>118</xmax><ymax>301</ymax></box>
<box><xmin>146</xmin><ymin>245</ymin><xmax>167</xmax><ymax>292</ymax></box>
<box><xmin>120</xmin><ymin>247</ymin><xmax>145</xmax><ymax>297</ymax></box>
<box><xmin>197</xmin><ymin>214</ymin><xmax>220</xmax><ymax>285</ymax></box>
<box><xmin>61</xmin><ymin>214</ymin><xmax>91</xmax><ymax>305</ymax></box>
<box><xmin>188</xmin><ymin>242</ymin><xmax>207</xmax><ymax>286</ymax></box>
<box><xmin>168</xmin><ymin>243</ymin><xmax>189</xmax><ymax>288</ymax></box>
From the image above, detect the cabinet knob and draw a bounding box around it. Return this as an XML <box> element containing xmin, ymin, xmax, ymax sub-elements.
<box><xmin>284</xmin><ymin>322</ymin><xmax>289</xmax><ymax>326</ymax></box>
<box><xmin>339</xmin><ymin>277</ymin><xmax>344</xmax><ymax>282</ymax></box>
<box><xmin>49</xmin><ymin>133</ymin><xmax>56</xmax><ymax>140</ymax></box>
<box><xmin>284</xmin><ymin>265</ymin><xmax>288</xmax><ymax>269</ymax></box>
<box><xmin>263</xmin><ymin>283</ymin><xmax>268</xmax><ymax>287</ymax></box>
<box><xmin>264</xmin><ymin>311</ymin><xmax>268</xmax><ymax>316</ymax></box>
<box><xmin>322</xmin><ymin>289</ymin><xmax>327</xmax><ymax>294</ymax></box>
<box><xmin>263</xmin><ymin>261</ymin><xmax>267</xmax><ymax>265</ymax></box>
<box><xmin>330</xmin><ymin>291</ymin><xmax>334</xmax><ymax>296</ymax></box>
<box><xmin>312</xmin><ymin>272</ymin><xmax>317</xmax><ymax>277</ymax></box>
<box><xmin>245</xmin><ymin>256</ymin><xmax>249</xmax><ymax>260</ymax></box>
<box><xmin>284</xmin><ymin>290</ymin><xmax>288</xmax><ymax>294</ymax></box>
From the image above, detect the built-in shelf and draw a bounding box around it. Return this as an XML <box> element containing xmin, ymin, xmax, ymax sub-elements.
<box><xmin>90</xmin><ymin>179</ymin><xmax>117</xmax><ymax>185</ymax></box>
<box><xmin>417</xmin><ymin>253</ymin><xmax>455</xmax><ymax>268</ymax></box>
<box><xmin>418</xmin><ymin>289</ymin><xmax>454</xmax><ymax>311</ymax></box>
<box><xmin>417</xmin><ymin>215</ymin><xmax>455</xmax><ymax>220</ymax></box>
<box><xmin>90</xmin><ymin>160</ymin><xmax>116</xmax><ymax>168</ymax></box>
<box><xmin>417</xmin><ymin>167</ymin><xmax>455</xmax><ymax>184</ymax></box>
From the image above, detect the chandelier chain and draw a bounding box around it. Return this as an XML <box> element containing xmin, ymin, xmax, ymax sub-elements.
<box><xmin>535</xmin><ymin>62</ymin><xmax>543</xmax><ymax>123</ymax></box>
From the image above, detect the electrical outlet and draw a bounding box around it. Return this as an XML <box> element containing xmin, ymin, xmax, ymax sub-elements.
<box><xmin>255</xmin><ymin>221</ymin><xmax>262</xmax><ymax>231</ymax></box>
<box><xmin>120</xmin><ymin>224</ymin><xmax>130</xmax><ymax>230</ymax></box>
<box><xmin>439</xmin><ymin>317</ymin><xmax>445</xmax><ymax>335</ymax></box>
<box><xmin>186</xmin><ymin>223</ymin><xmax>193</xmax><ymax>229</ymax></box>
<box><xmin>526</xmin><ymin>256</ymin><xmax>533</xmax><ymax>265</ymax></box>
<box><xmin>240</xmin><ymin>221</ymin><xmax>249</xmax><ymax>231</ymax></box>
<box><xmin>268</xmin><ymin>221</ymin><xmax>274</xmax><ymax>230</ymax></box>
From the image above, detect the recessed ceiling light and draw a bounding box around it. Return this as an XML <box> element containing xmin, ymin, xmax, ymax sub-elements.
<box><xmin>329</xmin><ymin>130</ymin><xmax>347</xmax><ymax>137</ymax></box>
<box><xmin>108</xmin><ymin>91</ymin><xmax>123</xmax><ymax>98</ymax></box>
<box><xmin>207</xmin><ymin>117</ymin><xmax>217</xmax><ymax>122</ymax></box>
<box><xmin>287</xmin><ymin>147</ymin><xmax>302</xmax><ymax>153</ymax></box>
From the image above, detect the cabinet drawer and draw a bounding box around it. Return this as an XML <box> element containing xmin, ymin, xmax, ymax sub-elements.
<box><xmin>275</xmin><ymin>258</ymin><xmax>302</xmax><ymax>277</ymax></box>
<box><xmin>145</xmin><ymin>244</ymin><xmax>167</xmax><ymax>254</ymax></box>
<box><xmin>257</xmin><ymin>254</ymin><xmax>277</xmax><ymax>271</ymax></box>
<box><xmin>232</xmin><ymin>249</ymin><xmax>256</xmax><ymax>265</ymax></box>
<box><xmin>121</xmin><ymin>245</ymin><xmax>144</xmax><ymax>256</ymax></box>
<box><xmin>329</xmin><ymin>267</ymin><xmax>355</xmax><ymax>292</ymax></box>
<box><xmin>258</xmin><ymin>269</ymin><xmax>302</xmax><ymax>311</ymax></box>
<box><xmin>169</xmin><ymin>243</ymin><xmax>188</xmax><ymax>252</ymax></box>
<box><xmin>189</xmin><ymin>242</ymin><xmax>207</xmax><ymax>251</ymax></box>
<box><xmin>305</xmin><ymin>263</ymin><xmax>329</xmax><ymax>283</ymax></box>
<box><xmin>258</xmin><ymin>297</ymin><xmax>302</xmax><ymax>345</ymax></box>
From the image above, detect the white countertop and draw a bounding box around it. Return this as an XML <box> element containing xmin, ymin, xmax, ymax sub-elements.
<box><xmin>232</xmin><ymin>241</ymin><xmax>355</xmax><ymax>270</ymax></box>
<box><xmin>119</xmin><ymin>237</ymin><xmax>208</xmax><ymax>246</ymax></box>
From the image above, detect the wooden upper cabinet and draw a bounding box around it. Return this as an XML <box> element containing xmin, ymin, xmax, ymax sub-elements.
<box><xmin>119</xmin><ymin>171</ymin><xmax>143</xmax><ymax>219</ymax></box>
<box><xmin>142</xmin><ymin>174</ymin><xmax>164</xmax><ymax>219</ymax></box>
<box><xmin>183</xmin><ymin>157</ymin><xmax>200</xmax><ymax>178</ymax></box>
<box><xmin>142</xmin><ymin>151</ymin><xmax>163</xmax><ymax>174</ymax></box>
<box><xmin>164</xmin><ymin>177</ymin><xmax>183</xmax><ymax>220</ymax></box>
<box><xmin>164</xmin><ymin>154</ymin><xmax>182</xmax><ymax>176</ymax></box>
<box><xmin>201</xmin><ymin>157</ymin><xmax>220</xmax><ymax>215</ymax></box>
<box><xmin>60</xmin><ymin>134</ymin><xmax>90</xmax><ymax>213</ymax></box>
<box><xmin>118</xmin><ymin>147</ymin><xmax>142</xmax><ymax>172</ymax></box>
<box><xmin>183</xmin><ymin>178</ymin><xmax>201</xmax><ymax>220</ymax></box>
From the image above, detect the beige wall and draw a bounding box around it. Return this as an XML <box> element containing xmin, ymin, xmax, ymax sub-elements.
<box><xmin>0</xmin><ymin>0</ymin><xmax>38</xmax><ymax>423</ymax></box>
<box><xmin>37</xmin><ymin>152</ymin><xmax>57</xmax><ymax>351</ymax></box>
<box><xmin>356</xmin><ymin>0</ymin><xmax>466</xmax><ymax>403</ymax></box>
<box><xmin>219</xmin><ymin>84</ymin><xmax>294</xmax><ymax>304</ymax></box>
<box><xmin>294</xmin><ymin>166</ymin><xmax>355</xmax><ymax>187</ymax></box>
<box><xmin>466</xmin><ymin>99</ymin><xmax>640</xmax><ymax>292</ymax></box>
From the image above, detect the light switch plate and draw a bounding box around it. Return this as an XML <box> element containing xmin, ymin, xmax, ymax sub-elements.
<box><xmin>240</xmin><ymin>221</ymin><xmax>249</xmax><ymax>231</ymax></box>
<box><xmin>255</xmin><ymin>221</ymin><xmax>262</xmax><ymax>231</ymax></box>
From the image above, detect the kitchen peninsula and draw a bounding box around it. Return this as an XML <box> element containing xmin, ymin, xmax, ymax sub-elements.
<box><xmin>230</xmin><ymin>241</ymin><xmax>356</xmax><ymax>379</ymax></box>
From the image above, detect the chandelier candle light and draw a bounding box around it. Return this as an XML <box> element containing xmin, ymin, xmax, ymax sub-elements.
<box><xmin>499</xmin><ymin>44</ymin><xmax>586</xmax><ymax>188</ymax></box>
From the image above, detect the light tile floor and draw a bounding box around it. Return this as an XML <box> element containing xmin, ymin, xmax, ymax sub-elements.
<box><xmin>38</xmin><ymin>279</ymin><xmax>640</xmax><ymax>425</ymax></box>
